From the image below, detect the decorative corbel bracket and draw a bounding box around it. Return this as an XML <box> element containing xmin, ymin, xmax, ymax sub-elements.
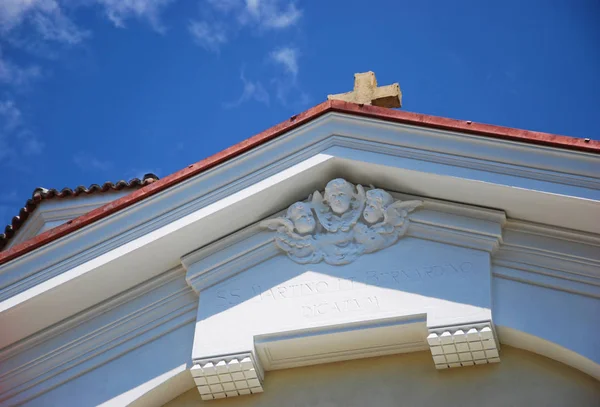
<box><xmin>191</xmin><ymin>352</ymin><xmax>264</xmax><ymax>401</ymax></box>
<box><xmin>427</xmin><ymin>322</ymin><xmax>501</xmax><ymax>369</ymax></box>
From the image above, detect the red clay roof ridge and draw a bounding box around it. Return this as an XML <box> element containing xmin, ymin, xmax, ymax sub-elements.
<box><xmin>0</xmin><ymin>173</ymin><xmax>159</xmax><ymax>251</ymax></box>
<box><xmin>0</xmin><ymin>101</ymin><xmax>597</xmax><ymax>265</ymax></box>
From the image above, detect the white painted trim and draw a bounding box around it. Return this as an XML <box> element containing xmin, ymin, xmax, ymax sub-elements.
<box><xmin>254</xmin><ymin>315</ymin><xmax>428</xmax><ymax>371</ymax></box>
<box><xmin>183</xmin><ymin>193</ymin><xmax>505</xmax><ymax>293</ymax></box>
<box><xmin>0</xmin><ymin>111</ymin><xmax>597</xmax><ymax>405</ymax></box>
<box><xmin>493</xmin><ymin>220</ymin><xmax>600</xmax><ymax>297</ymax></box>
<box><xmin>104</xmin><ymin>363</ymin><xmax>194</xmax><ymax>407</ymax></box>
<box><xmin>493</xmin><ymin>263</ymin><xmax>600</xmax><ymax>299</ymax></box>
<box><xmin>0</xmin><ymin>112</ymin><xmax>598</xmax><ymax>350</ymax></box>
<box><xmin>7</xmin><ymin>191</ymin><xmax>133</xmax><ymax>249</ymax></box>
<box><xmin>498</xmin><ymin>326</ymin><xmax>600</xmax><ymax>381</ymax></box>
<box><xmin>0</xmin><ymin>268</ymin><xmax>197</xmax><ymax>406</ymax></box>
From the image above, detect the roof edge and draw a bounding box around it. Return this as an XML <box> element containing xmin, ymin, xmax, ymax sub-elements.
<box><xmin>328</xmin><ymin>101</ymin><xmax>599</xmax><ymax>153</ymax></box>
<box><xmin>1</xmin><ymin>100</ymin><xmax>598</xmax><ymax>265</ymax></box>
<box><xmin>0</xmin><ymin>174</ymin><xmax>160</xmax><ymax>251</ymax></box>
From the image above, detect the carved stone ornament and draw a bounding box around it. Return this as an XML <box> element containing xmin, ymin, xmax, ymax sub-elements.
<box><xmin>260</xmin><ymin>178</ymin><xmax>422</xmax><ymax>265</ymax></box>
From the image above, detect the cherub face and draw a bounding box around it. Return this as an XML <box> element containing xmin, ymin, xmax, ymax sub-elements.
<box><xmin>287</xmin><ymin>202</ymin><xmax>316</xmax><ymax>234</ymax></box>
<box><xmin>324</xmin><ymin>178</ymin><xmax>354</xmax><ymax>214</ymax></box>
<box><xmin>363</xmin><ymin>189</ymin><xmax>394</xmax><ymax>224</ymax></box>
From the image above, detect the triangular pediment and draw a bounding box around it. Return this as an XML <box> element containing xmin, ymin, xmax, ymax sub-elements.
<box><xmin>183</xmin><ymin>180</ymin><xmax>505</xmax><ymax>293</ymax></box>
<box><xmin>181</xmin><ymin>179</ymin><xmax>504</xmax><ymax>374</ymax></box>
<box><xmin>1</xmin><ymin>106</ymin><xmax>599</xmax><ymax>405</ymax></box>
<box><xmin>1</xmin><ymin>110</ymin><xmax>597</xmax><ymax>357</ymax></box>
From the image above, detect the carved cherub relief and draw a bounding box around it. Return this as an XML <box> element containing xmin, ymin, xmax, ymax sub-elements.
<box><xmin>354</xmin><ymin>188</ymin><xmax>422</xmax><ymax>254</ymax></box>
<box><xmin>311</xmin><ymin>178</ymin><xmax>366</xmax><ymax>233</ymax></box>
<box><xmin>260</xmin><ymin>179</ymin><xmax>423</xmax><ymax>265</ymax></box>
<box><xmin>260</xmin><ymin>202</ymin><xmax>322</xmax><ymax>264</ymax></box>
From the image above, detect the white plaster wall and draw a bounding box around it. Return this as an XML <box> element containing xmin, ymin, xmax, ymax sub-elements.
<box><xmin>20</xmin><ymin>323</ymin><xmax>195</xmax><ymax>407</ymax></box>
<box><xmin>493</xmin><ymin>275</ymin><xmax>600</xmax><ymax>368</ymax></box>
<box><xmin>163</xmin><ymin>347</ymin><xmax>600</xmax><ymax>407</ymax></box>
<box><xmin>192</xmin><ymin>237</ymin><xmax>492</xmax><ymax>361</ymax></box>
<box><xmin>0</xmin><ymin>268</ymin><xmax>198</xmax><ymax>407</ymax></box>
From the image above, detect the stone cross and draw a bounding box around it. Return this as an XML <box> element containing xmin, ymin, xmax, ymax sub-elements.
<box><xmin>328</xmin><ymin>71</ymin><xmax>402</xmax><ymax>108</ymax></box>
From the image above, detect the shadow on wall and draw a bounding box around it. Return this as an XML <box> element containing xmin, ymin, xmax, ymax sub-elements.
<box><xmin>196</xmin><ymin>236</ymin><xmax>491</xmax><ymax>327</ymax></box>
<box><xmin>162</xmin><ymin>346</ymin><xmax>600</xmax><ymax>407</ymax></box>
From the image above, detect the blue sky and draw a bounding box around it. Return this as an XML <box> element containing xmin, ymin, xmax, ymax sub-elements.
<box><xmin>0</xmin><ymin>0</ymin><xmax>599</xmax><ymax>229</ymax></box>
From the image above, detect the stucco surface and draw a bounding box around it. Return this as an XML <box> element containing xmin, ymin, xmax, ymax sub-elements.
<box><xmin>163</xmin><ymin>346</ymin><xmax>600</xmax><ymax>407</ymax></box>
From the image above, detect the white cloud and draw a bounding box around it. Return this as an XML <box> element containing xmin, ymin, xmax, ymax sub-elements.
<box><xmin>189</xmin><ymin>1</ymin><xmax>306</xmax><ymax>108</ymax></box>
<box><xmin>245</xmin><ymin>0</ymin><xmax>260</xmax><ymax>15</ymax></box>
<box><xmin>240</xmin><ymin>0</ymin><xmax>302</xmax><ymax>30</ymax></box>
<box><xmin>254</xmin><ymin>1</ymin><xmax>301</xmax><ymax>29</ymax></box>
<box><xmin>224</xmin><ymin>69</ymin><xmax>269</xmax><ymax>107</ymax></box>
<box><xmin>95</xmin><ymin>0</ymin><xmax>176</xmax><ymax>32</ymax></box>
<box><xmin>73</xmin><ymin>152</ymin><xmax>113</xmax><ymax>171</ymax></box>
<box><xmin>0</xmin><ymin>98</ymin><xmax>44</xmax><ymax>161</ymax></box>
<box><xmin>192</xmin><ymin>0</ymin><xmax>302</xmax><ymax>50</ymax></box>
<box><xmin>0</xmin><ymin>0</ymin><xmax>46</xmax><ymax>32</ymax></box>
<box><xmin>270</xmin><ymin>46</ymin><xmax>298</xmax><ymax>77</ymax></box>
<box><xmin>188</xmin><ymin>20</ymin><xmax>227</xmax><ymax>52</ymax></box>
<box><xmin>269</xmin><ymin>46</ymin><xmax>309</xmax><ymax>107</ymax></box>
<box><xmin>19</xmin><ymin>130</ymin><xmax>44</xmax><ymax>155</ymax></box>
<box><xmin>0</xmin><ymin>47</ymin><xmax>42</xmax><ymax>88</ymax></box>
<box><xmin>0</xmin><ymin>99</ymin><xmax>22</xmax><ymax>131</ymax></box>
<box><xmin>0</xmin><ymin>0</ymin><xmax>176</xmax><ymax>44</ymax></box>
<box><xmin>0</xmin><ymin>1</ymin><xmax>181</xmax><ymax>170</ymax></box>
<box><xmin>32</xmin><ymin>11</ymin><xmax>87</xmax><ymax>44</ymax></box>
<box><xmin>0</xmin><ymin>0</ymin><xmax>89</xmax><ymax>45</ymax></box>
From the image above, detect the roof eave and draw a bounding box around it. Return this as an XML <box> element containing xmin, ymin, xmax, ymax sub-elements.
<box><xmin>0</xmin><ymin>100</ymin><xmax>597</xmax><ymax>265</ymax></box>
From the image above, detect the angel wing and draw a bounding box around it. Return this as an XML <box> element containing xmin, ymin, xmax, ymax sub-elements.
<box><xmin>355</xmin><ymin>184</ymin><xmax>366</xmax><ymax>201</ymax></box>
<box><xmin>274</xmin><ymin>229</ymin><xmax>323</xmax><ymax>264</ymax></box>
<box><xmin>261</xmin><ymin>217</ymin><xmax>323</xmax><ymax>263</ymax></box>
<box><xmin>311</xmin><ymin>190</ymin><xmax>337</xmax><ymax>232</ymax></box>
<box><xmin>383</xmin><ymin>200</ymin><xmax>423</xmax><ymax>227</ymax></box>
<box><xmin>260</xmin><ymin>217</ymin><xmax>294</xmax><ymax>233</ymax></box>
<box><xmin>311</xmin><ymin>191</ymin><xmax>329</xmax><ymax>214</ymax></box>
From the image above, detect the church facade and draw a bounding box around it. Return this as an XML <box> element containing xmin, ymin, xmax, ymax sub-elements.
<box><xmin>0</xmin><ymin>99</ymin><xmax>599</xmax><ymax>406</ymax></box>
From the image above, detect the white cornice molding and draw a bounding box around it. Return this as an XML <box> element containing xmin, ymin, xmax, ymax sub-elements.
<box><xmin>330</xmin><ymin>136</ymin><xmax>600</xmax><ymax>193</ymax></box>
<box><xmin>0</xmin><ymin>267</ymin><xmax>197</xmax><ymax>406</ymax></box>
<box><xmin>183</xmin><ymin>226</ymin><xmax>278</xmax><ymax>295</ymax></box>
<box><xmin>329</xmin><ymin>114</ymin><xmax>600</xmax><ymax>188</ymax></box>
<box><xmin>0</xmin><ymin>139</ymin><xmax>337</xmax><ymax>302</ymax></box>
<box><xmin>502</xmin><ymin>220</ymin><xmax>600</xmax><ymax>257</ymax></box>
<box><xmin>254</xmin><ymin>315</ymin><xmax>428</xmax><ymax>371</ymax></box>
<box><xmin>183</xmin><ymin>193</ymin><xmax>505</xmax><ymax>294</ymax></box>
<box><xmin>7</xmin><ymin>191</ymin><xmax>133</xmax><ymax>249</ymax></box>
<box><xmin>493</xmin><ymin>220</ymin><xmax>600</xmax><ymax>297</ymax></box>
<box><xmin>1</xmin><ymin>112</ymin><xmax>598</xmax><ymax>350</ymax></box>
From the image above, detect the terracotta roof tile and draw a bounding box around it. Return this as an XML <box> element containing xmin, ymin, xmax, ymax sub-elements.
<box><xmin>0</xmin><ymin>100</ymin><xmax>598</xmax><ymax>265</ymax></box>
<box><xmin>0</xmin><ymin>173</ymin><xmax>159</xmax><ymax>251</ymax></box>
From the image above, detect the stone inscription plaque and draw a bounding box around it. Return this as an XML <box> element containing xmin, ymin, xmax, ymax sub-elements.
<box><xmin>213</xmin><ymin>261</ymin><xmax>475</xmax><ymax>321</ymax></box>
<box><xmin>194</xmin><ymin>237</ymin><xmax>491</xmax><ymax>360</ymax></box>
